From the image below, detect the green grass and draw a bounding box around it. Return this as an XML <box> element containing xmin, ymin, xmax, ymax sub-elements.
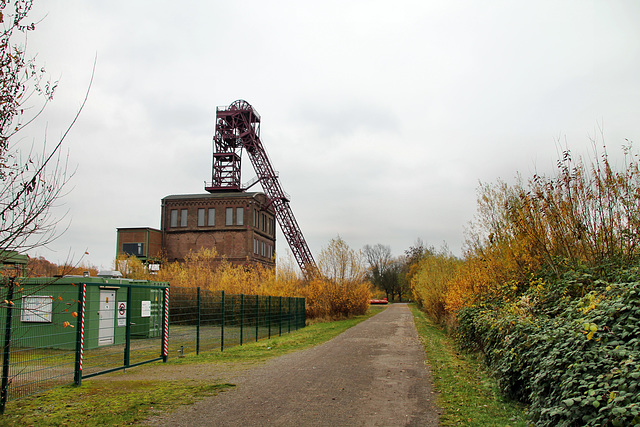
<box><xmin>409</xmin><ymin>304</ymin><xmax>528</xmax><ymax>426</ymax></box>
<box><xmin>0</xmin><ymin>381</ymin><xmax>232</xmax><ymax>426</ymax></box>
<box><xmin>0</xmin><ymin>307</ymin><xmax>384</xmax><ymax>426</ymax></box>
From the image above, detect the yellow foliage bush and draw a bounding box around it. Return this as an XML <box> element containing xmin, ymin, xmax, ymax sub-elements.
<box><xmin>302</xmin><ymin>277</ymin><xmax>371</xmax><ymax>319</ymax></box>
<box><xmin>115</xmin><ymin>246</ymin><xmax>371</xmax><ymax>320</ymax></box>
<box><xmin>410</xmin><ymin>250</ymin><xmax>461</xmax><ymax>322</ymax></box>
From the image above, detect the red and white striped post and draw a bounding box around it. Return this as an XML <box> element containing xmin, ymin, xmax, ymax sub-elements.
<box><xmin>161</xmin><ymin>287</ymin><xmax>169</xmax><ymax>362</ymax></box>
<box><xmin>74</xmin><ymin>283</ymin><xmax>87</xmax><ymax>385</ymax></box>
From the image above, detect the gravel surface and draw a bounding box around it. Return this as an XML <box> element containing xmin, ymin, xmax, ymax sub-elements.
<box><xmin>145</xmin><ymin>303</ymin><xmax>440</xmax><ymax>426</ymax></box>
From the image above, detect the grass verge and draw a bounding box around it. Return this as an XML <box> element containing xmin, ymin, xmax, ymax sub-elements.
<box><xmin>409</xmin><ymin>304</ymin><xmax>527</xmax><ymax>426</ymax></box>
<box><xmin>0</xmin><ymin>306</ymin><xmax>385</xmax><ymax>426</ymax></box>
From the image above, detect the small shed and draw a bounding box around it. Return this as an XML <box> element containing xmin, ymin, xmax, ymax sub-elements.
<box><xmin>1</xmin><ymin>276</ymin><xmax>169</xmax><ymax>350</ymax></box>
<box><xmin>0</xmin><ymin>250</ymin><xmax>28</xmax><ymax>277</ymax></box>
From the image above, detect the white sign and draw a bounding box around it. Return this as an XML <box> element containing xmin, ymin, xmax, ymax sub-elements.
<box><xmin>21</xmin><ymin>296</ymin><xmax>53</xmax><ymax>323</ymax></box>
<box><xmin>141</xmin><ymin>300</ymin><xmax>151</xmax><ymax>317</ymax></box>
<box><xmin>117</xmin><ymin>302</ymin><xmax>127</xmax><ymax>327</ymax></box>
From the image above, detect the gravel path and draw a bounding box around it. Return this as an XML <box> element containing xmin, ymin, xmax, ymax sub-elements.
<box><xmin>146</xmin><ymin>303</ymin><xmax>440</xmax><ymax>426</ymax></box>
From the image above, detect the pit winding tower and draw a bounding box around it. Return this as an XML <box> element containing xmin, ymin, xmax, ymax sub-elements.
<box><xmin>205</xmin><ymin>100</ymin><xmax>317</xmax><ymax>277</ymax></box>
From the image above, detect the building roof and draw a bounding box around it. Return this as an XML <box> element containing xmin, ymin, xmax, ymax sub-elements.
<box><xmin>0</xmin><ymin>250</ymin><xmax>29</xmax><ymax>265</ymax></box>
<box><xmin>162</xmin><ymin>192</ymin><xmax>265</xmax><ymax>201</ymax></box>
<box><xmin>116</xmin><ymin>227</ymin><xmax>162</xmax><ymax>232</ymax></box>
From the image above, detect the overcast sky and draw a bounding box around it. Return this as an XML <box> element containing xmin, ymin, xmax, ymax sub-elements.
<box><xmin>19</xmin><ymin>0</ymin><xmax>640</xmax><ymax>270</ymax></box>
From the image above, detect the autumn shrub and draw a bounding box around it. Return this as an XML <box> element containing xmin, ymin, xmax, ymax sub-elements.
<box><xmin>26</xmin><ymin>256</ymin><xmax>99</xmax><ymax>277</ymax></box>
<box><xmin>302</xmin><ymin>276</ymin><xmax>370</xmax><ymax>319</ymax></box>
<box><xmin>116</xmin><ymin>248</ymin><xmax>303</xmax><ymax>297</ymax></box>
<box><xmin>450</xmin><ymin>143</ymin><xmax>640</xmax><ymax>425</ymax></box>
<box><xmin>457</xmin><ymin>270</ymin><xmax>640</xmax><ymax>426</ymax></box>
<box><xmin>410</xmin><ymin>248</ymin><xmax>461</xmax><ymax>323</ymax></box>
<box><xmin>115</xmin><ymin>239</ymin><xmax>373</xmax><ymax>320</ymax></box>
<box><xmin>306</xmin><ymin>236</ymin><xmax>372</xmax><ymax>319</ymax></box>
<box><xmin>457</xmin><ymin>144</ymin><xmax>640</xmax><ymax>312</ymax></box>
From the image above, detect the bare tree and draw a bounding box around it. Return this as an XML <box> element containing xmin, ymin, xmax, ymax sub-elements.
<box><xmin>363</xmin><ymin>243</ymin><xmax>402</xmax><ymax>300</ymax></box>
<box><xmin>317</xmin><ymin>236</ymin><xmax>367</xmax><ymax>285</ymax></box>
<box><xmin>0</xmin><ymin>1</ymin><xmax>87</xmax><ymax>264</ymax></box>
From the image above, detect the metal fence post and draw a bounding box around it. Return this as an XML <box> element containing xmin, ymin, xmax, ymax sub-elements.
<box><xmin>220</xmin><ymin>290</ymin><xmax>225</xmax><ymax>352</ymax></box>
<box><xmin>124</xmin><ymin>286</ymin><xmax>132</xmax><ymax>368</ymax></box>
<box><xmin>279</xmin><ymin>296</ymin><xmax>282</xmax><ymax>336</ymax></box>
<box><xmin>268</xmin><ymin>295</ymin><xmax>272</xmax><ymax>339</ymax></box>
<box><xmin>0</xmin><ymin>278</ymin><xmax>15</xmax><ymax>414</ymax></box>
<box><xmin>240</xmin><ymin>294</ymin><xmax>244</xmax><ymax>346</ymax></box>
<box><xmin>293</xmin><ymin>298</ymin><xmax>300</xmax><ymax>331</ymax></box>
<box><xmin>74</xmin><ymin>283</ymin><xmax>87</xmax><ymax>386</ymax></box>
<box><xmin>287</xmin><ymin>297</ymin><xmax>291</xmax><ymax>333</ymax></box>
<box><xmin>255</xmin><ymin>295</ymin><xmax>259</xmax><ymax>342</ymax></box>
<box><xmin>299</xmin><ymin>298</ymin><xmax>303</xmax><ymax>330</ymax></box>
<box><xmin>196</xmin><ymin>287</ymin><xmax>201</xmax><ymax>355</ymax></box>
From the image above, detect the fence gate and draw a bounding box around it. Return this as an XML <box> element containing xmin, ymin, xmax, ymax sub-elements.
<box><xmin>0</xmin><ymin>277</ymin><xmax>170</xmax><ymax>413</ymax></box>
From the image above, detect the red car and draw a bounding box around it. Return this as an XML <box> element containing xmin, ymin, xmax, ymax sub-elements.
<box><xmin>369</xmin><ymin>298</ymin><xmax>388</xmax><ymax>304</ymax></box>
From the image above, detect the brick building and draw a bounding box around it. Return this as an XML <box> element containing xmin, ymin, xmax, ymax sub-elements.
<box><xmin>116</xmin><ymin>227</ymin><xmax>163</xmax><ymax>264</ymax></box>
<box><xmin>116</xmin><ymin>192</ymin><xmax>276</xmax><ymax>269</ymax></box>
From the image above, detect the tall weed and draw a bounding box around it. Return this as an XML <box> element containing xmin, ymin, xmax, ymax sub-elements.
<box><xmin>116</xmin><ymin>244</ymin><xmax>371</xmax><ymax>320</ymax></box>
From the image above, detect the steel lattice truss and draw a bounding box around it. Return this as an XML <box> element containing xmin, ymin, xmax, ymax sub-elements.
<box><xmin>206</xmin><ymin>100</ymin><xmax>317</xmax><ymax>277</ymax></box>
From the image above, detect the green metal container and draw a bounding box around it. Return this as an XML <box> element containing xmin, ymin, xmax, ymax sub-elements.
<box><xmin>0</xmin><ymin>276</ymin><xmax>169</xmax><ymax>350</ymax></box>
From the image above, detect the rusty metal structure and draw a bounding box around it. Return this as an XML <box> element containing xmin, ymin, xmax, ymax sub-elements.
<box><xmin>205</xmin><ymin>100</ymin><xmax>317</xmax><ymax>277</ymax></box>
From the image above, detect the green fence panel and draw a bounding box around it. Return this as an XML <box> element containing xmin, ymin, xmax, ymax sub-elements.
<box><xmin>0</xmin><ymin>277</ymin><xmax>305</xmax><ymax>412</ymax></box>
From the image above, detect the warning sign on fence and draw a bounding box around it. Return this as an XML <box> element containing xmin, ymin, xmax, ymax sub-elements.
<box><xmin>117</xmin><ymin>302</ymin><xmax>127</xmax><ymax>327</ymax></box>
<box><xmin>141</xmin><ymin>300</ymin><xmax>151</xmax><ymax>317</ymax></box>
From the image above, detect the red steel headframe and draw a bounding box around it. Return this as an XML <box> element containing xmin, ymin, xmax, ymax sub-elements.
<box><xmin>206</xmin><ymin>100</ymin><xmax>317</xmax><ymax>277</ymax></box>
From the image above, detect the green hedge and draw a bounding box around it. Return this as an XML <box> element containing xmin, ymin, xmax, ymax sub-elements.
<box><xmin>457</xmin><ymin>274</ymin><xmax>640</xmax><ymax>426</ymax></box>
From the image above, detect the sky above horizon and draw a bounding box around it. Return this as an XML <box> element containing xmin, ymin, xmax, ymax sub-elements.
<box><xmin>16</xmin><ymin>0</ymin><xmax>640</xmax><ymax>270</ymax></box>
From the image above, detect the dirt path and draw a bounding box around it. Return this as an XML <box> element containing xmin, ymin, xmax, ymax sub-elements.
<box><xmin>145</xmin><ymin>303</ymin><xmax>440</xmax><ymax>426</ymax></box>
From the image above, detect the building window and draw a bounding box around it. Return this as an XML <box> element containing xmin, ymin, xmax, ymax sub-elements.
<box><xmin>226</xmin><ymin>207</ymin><xmax>233</xmax><ymax>225</ymax></box>
<box><xmin>180</xmin><ymin>209</ymin><xmax>188</xmax><ymax>227</ymax></box>
<box><xmin>254</xmin><ymin>238</ymin><xmax>259</xmax><ymax>255</ymax></box>
<box><xmin>254</xmin><ymin>209</ymin><xmax>259</xmax><ymax>227</ymax></box>
<box><xmin>236</xmin><ymin>207</ymin><xmax>244</xmax><ymax>225</ymax></box>
<box><xmin>198</xmin><ymin>208</ymin><xmax>205</xmax><ymax>227</ymax></box>
<box><xmin>208</xmin><ymin>208</ymin><xmax>215</xmax><ymax>226</ymax></box>
<box><xmin>170</xmin><ymin>210</ymin><xmax>178</xmax><ymax>228</ymax></box>
<box><xmin>122</xmin><ymin>243</ymin><xmax>145</xmax><ymax>257</ymax></box>
<box><xmin>261</xmin><ymin>214</ymin><xmax>266</xmax><ymax>232</ymax></box>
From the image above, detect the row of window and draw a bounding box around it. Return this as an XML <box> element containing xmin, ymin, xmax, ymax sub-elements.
<box><xmin>169</xmin><ymin>207</ymin><xmax>244</xmax><ymax>228</ymax></box>
<box><xmin>253</xmin><ymin>209</ymin><xmax>275</xmax><ymax>235</ymax></box>
<box><xmin>253</xmin><ymin>238</ymin><xmax>274</xmax><ymax>259</ymax></box>
<box><xmin>169</xmin><ymin>207</ymin><xmax>274</xmax><ymax>235</ymax></box>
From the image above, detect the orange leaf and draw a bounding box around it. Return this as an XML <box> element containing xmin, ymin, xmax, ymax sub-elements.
<box><xmin>58</xmin><ymin>296</ymin><xmax>63</xmax><ymax>301</ymax></box>
<box><xmin>72</xmin><ymin>312</ymin><xmax>78</xmax><ymax>317</ymax></box>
